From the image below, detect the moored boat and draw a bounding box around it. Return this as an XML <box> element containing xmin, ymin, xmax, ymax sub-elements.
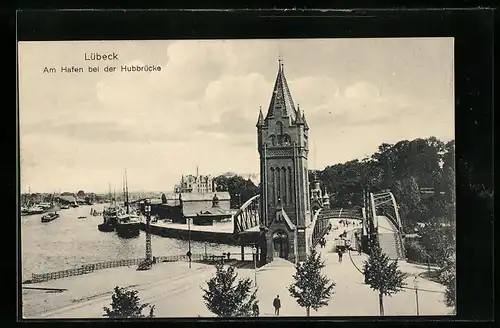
<box><xmin>115</xmin><ymin>169</ymin><xmax>140</xmax><ymax>238</ymax></box>
<box><xmin>27</xmin><ymin>205</ymin><xmax>45</xmax><ymax>215</ymax></box>
<box><xmin>98</xmin><ymin>222</ymin><xmax>115</xmax><ymax>232</ymax></box>
<box><xmin>41</xmin><ymin>212</ymin><xmax>59</xmax><ymax>223</ymax></box>
<box><xmin>115</xmin><ymin>213</ymin><xmax>141</xmax><ymax>238</ymax></box>
<box><xmin>39</xmin><ymin>202</ymin><xmax>53</xmax><ymax>210</ymax></box>
<box><xmin>103</xmin><ymin>205</ymin><xmax>119</xmax><ymax>226</ymax></box>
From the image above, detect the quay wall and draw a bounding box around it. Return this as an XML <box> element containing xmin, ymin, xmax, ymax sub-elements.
<box><xmin>28</xmin><ymin>253</ymin><xmax>215</xmax><ymax>284</ymax></box>
<box><xmin>139</xmin><ymin>222</ymin><xmax>239</xmax><ymax>245</ymax></box>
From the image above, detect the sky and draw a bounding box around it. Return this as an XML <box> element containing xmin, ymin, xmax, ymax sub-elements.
<box><xmin>18</xmin><ymin>38</ymin><xmax>454</xmax><ymax>194</ymax></box>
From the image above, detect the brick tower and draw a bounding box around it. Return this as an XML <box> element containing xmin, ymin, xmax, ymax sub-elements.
<box><xmin>257</xmin><ymin>60</ymin><xmax>311</xmax><ymax>263</ymax></box>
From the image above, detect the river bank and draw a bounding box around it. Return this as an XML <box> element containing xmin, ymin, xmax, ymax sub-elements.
<box><xmin>20</xmin><ymin>204</ymin><xmax>240</xmax><ymax>280</ymax></box>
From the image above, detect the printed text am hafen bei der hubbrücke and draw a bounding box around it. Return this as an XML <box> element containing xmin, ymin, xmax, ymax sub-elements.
<box><xmin>42</xmin><ymin>52</ymin><xmax>162</xmax><ymax>74</ymax></box>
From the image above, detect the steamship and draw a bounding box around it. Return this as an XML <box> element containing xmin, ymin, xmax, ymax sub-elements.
<box><xmin>115</xmin><ymin>170</ymin><xmax>141</xmax><ymax>238</ymax></box>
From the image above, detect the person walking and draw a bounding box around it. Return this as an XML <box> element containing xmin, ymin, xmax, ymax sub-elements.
<box><xmin>337</xmin><ymin>248</ymin><xmax>343</xmax><ymax>263</ymax></box>
<box><xmin>273</xmin><ymin>295</ymin><xmax>281</xmax><ymax>316</ymax></box>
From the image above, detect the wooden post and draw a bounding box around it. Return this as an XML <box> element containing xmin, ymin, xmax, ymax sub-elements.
<box><xmin>241</xmin><ymin>245</ymin><xmax>245</xmax><ymax>261</ymax></box>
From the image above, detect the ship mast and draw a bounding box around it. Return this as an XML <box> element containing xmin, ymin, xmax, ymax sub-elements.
<box><xmin>125</xmin><ymin>169</ymin><xmax>130</xmax><ymax>215</ymax></box>
<box><xmin>122</xmin><ymin>173</ymin><xmax>126</xmax><ymax>205</ymax></box>
<box><xmin>108</xmin><ymin>183</ymin><xmax>112</xmax><ymax>203</ymax></box>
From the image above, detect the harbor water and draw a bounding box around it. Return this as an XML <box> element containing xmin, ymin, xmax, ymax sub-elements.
<box><xmin>20</xmin><ymin>203</ymin><xmax>241</xmax><ymax>281</ymax></box>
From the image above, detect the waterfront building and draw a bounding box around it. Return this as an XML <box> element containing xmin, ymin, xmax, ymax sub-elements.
<box><xmin>152</xmin><ymin>191</ymin><xmax>231</xmax><ymax>223</ymax></box>
<box><xmin>193</xmin><ymin>194</ymin><xmax>233</xmax><ymax>225</ymax></box>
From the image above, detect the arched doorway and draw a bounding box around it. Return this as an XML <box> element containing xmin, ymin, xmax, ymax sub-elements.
<box><xmin>272</xmin><ymin>230</ymin><xmax>289</xmax><ymax>259</ymax></box>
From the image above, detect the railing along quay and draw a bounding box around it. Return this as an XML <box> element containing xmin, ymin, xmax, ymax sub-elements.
<box><xmin>29</xmin><ymin>253</ymin><xmax>217</xmax><ymax>284</ymax></box>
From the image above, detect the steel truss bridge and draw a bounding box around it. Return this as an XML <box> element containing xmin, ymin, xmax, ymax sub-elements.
<box><xmin>232</xmin><ymin>190</ymin><xmax>406</xmax><ymax>261</ymax></box>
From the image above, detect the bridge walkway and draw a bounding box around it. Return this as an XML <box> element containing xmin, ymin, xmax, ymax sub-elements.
<box><xmin>375</xmin><ymin>215</ymin><xmax>405</xmax><ymax>260</ymax></box>
<box><xmin>310</xmin><ymin>220</ymin><xmax>450</xmax><ymax>316</ymax></box>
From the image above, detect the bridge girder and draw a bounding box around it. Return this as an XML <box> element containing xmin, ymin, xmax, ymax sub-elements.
<box><xmin>233</xmin><ymin>195</ymin><xmax>260</xmax><ymax>234</ymax></box>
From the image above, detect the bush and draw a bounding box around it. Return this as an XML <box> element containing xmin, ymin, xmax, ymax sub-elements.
<box><xmin>103</xmin><ymin>286</ymin><xmax>150</xmax><ymax>318</ymax></box>
<box><xmin>404</xmin><ymin>238</ymin><xmax>428</xmax><ymax>263</ymax></box>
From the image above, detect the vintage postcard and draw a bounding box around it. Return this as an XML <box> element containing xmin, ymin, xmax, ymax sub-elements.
<box><xmin>19</xmin><ymin>38</ymin><xmax>456</xmax><ymax>318</ymax></box>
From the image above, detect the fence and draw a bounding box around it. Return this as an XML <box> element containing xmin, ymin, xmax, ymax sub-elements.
<box><xmin>30</xmin><ymin>253</ymin><xmax>216</xmax><ymax>284</ymax></box>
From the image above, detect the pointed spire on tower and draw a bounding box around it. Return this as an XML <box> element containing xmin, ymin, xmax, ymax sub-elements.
<box><xmin>256</xmin><ymin>106</ymin><xmax>264</xmax><ymax>128</ymax></box>
<box><xmin>303</xmin><ymin>109</ymin><xmax>309</xmax><ymax>130</ymax></box>
<box><xmin>295</xmin><ymin>103</ymin><xmax>304</xmax><ymax>125</ymax></box>
<box><xmin>265</xmin><ymin>58</ymin><xmax>297</xmax><ymax>121</ymax></box>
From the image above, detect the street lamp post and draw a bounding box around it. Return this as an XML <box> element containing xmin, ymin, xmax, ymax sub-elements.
<box><xmin>414</xmin><ymin>276</ymin><xmax>420</xmax><ymax>315</ymax></box>
<box><xmin>187</xmin><ymin>218</ymin><xmax>192</xmax><ymax>268</ymax></box>
<box><xmin>145</xmin><ymin>199</ymin><xmax>152</xmax><ymax>265</ymax></box>
<box><xmin>235</xmin><ymin>193</ymin><xmax>241</xmax><ymax>208</ymax></box>
<box><xmin>252</xmin><ymin>245</ymin><xmax>257</xmax><ymax>287</ymax></box>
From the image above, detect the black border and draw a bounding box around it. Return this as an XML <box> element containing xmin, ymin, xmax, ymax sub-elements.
<box><xmin>13</xmin><ymin>8</ymin><xmax>494</xmax><ymax>323</ymax></box>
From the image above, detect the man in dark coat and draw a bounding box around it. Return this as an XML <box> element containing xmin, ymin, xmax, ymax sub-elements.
<box><xmin>273</xmin><ymin>295</ymin><xmax>281</xmax><ymax>315</ymax></box>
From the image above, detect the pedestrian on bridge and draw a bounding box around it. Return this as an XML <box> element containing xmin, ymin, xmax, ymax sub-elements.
<box><xmin>273</xmin><ymin>295</ymin><xmax>281</xmax><ymax>316</ymax></box>
<box><xmin>337</xmin><ymin>247</ymin><xmax>344</xmax><ymax>263</ymax></box>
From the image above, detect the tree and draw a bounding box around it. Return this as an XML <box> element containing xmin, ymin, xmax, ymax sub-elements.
<box><xmin>417</xmin><ymin>220</ymin><xmax>455</xmax><ymax>266</ymax></box>
<box><xmin>77</xmin><ymin>190</ymin><xmax>85</xmax><ymax>198</ymax></box>
<box><xmin>363</xmin><ymin>243</ymin><xmax>406</xmax><ymax>316</ymax></box>
<box><xmin>288</xmin><ymin>248</ymin><xmax>335</xmax><ymax>316</ymax></box>
<box><xmin>214</xmin><ymin>175</ymin><xmax>259</xmax><ymax>208</ymax></box>
<box><xmin>103</xmin><ymin>286</ymin><xmax>149</xmax><ymax>318</ymax></box>
<box><xmin>201</xmin><ymin>263</ymin><xmax>257</xmax><ymax>317</ymax></box>
<box><xmin>440</xmin><ymin>257</ymin><xmax>456</xmax><ymax>311</ymax></box>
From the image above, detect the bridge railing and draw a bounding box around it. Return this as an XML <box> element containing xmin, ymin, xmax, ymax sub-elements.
<box><xmin>30</xmin><ymin>253</ymin><xmax>216</xmax><ymax>284</ymax></box>
<box><xmin>370</xmin><ymin>191</ymin><xmax>406</xmax><ymax>259</ymax></box>
<box><xmin>309</xmin><ymin>208</ymin><xmax>330</xmax><ymax>248</ymax></box>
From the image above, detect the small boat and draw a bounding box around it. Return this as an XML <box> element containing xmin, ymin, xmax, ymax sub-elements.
<box><xmin>27</xmin><ymin>205</ymin><xmax>45</xmax><ymax>215</ymax></box>
<box><xmin>78</xmin><ymin>216</ymin><xmax>87</xmax><ymax>219</ymax></box>
<box><xmin>115</xmin><ymin>214</ymin><xmax>141</xmax><ymax>238</ymax></box>
<box><xmin>41</xmin><ymin>212</ymin><xmax>59</xmax><ymax>223</ymax></box>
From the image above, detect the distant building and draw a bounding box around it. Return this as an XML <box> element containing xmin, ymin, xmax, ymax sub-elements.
<box><xmin>194</xmin><ymin>194</ymin><xmax>233</xmax><ymax>226</ymax></box>
<box><xmin>174</xmin><ymin>167</ymin><xmax>216</xmax><ymax>193</ymax></box>
<box><xmin>419</xmin><ymin>187</ymin><xmax>446</xmax><ymax>199</ymax></box>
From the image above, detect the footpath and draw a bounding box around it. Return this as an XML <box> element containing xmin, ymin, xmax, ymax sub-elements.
<box><xmin>237</xmin><ymin>220</ymin><xmax>452</xmax><ymax>317</ymax></box>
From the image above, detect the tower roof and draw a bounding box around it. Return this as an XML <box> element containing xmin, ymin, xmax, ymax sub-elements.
<box><xmin>256</xmin><ymin>106</ymin><xmax>264</xmax><ymax>127</ymax></box>
<box><xmin>303</xmin><ymin>111</ymin><xmax>309</xmax><ymax>130</ymax></box>
<box><xmin>265</xmin><ymin>60</ymin><xmax>297</xmax><ymax>121</ymax></box>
